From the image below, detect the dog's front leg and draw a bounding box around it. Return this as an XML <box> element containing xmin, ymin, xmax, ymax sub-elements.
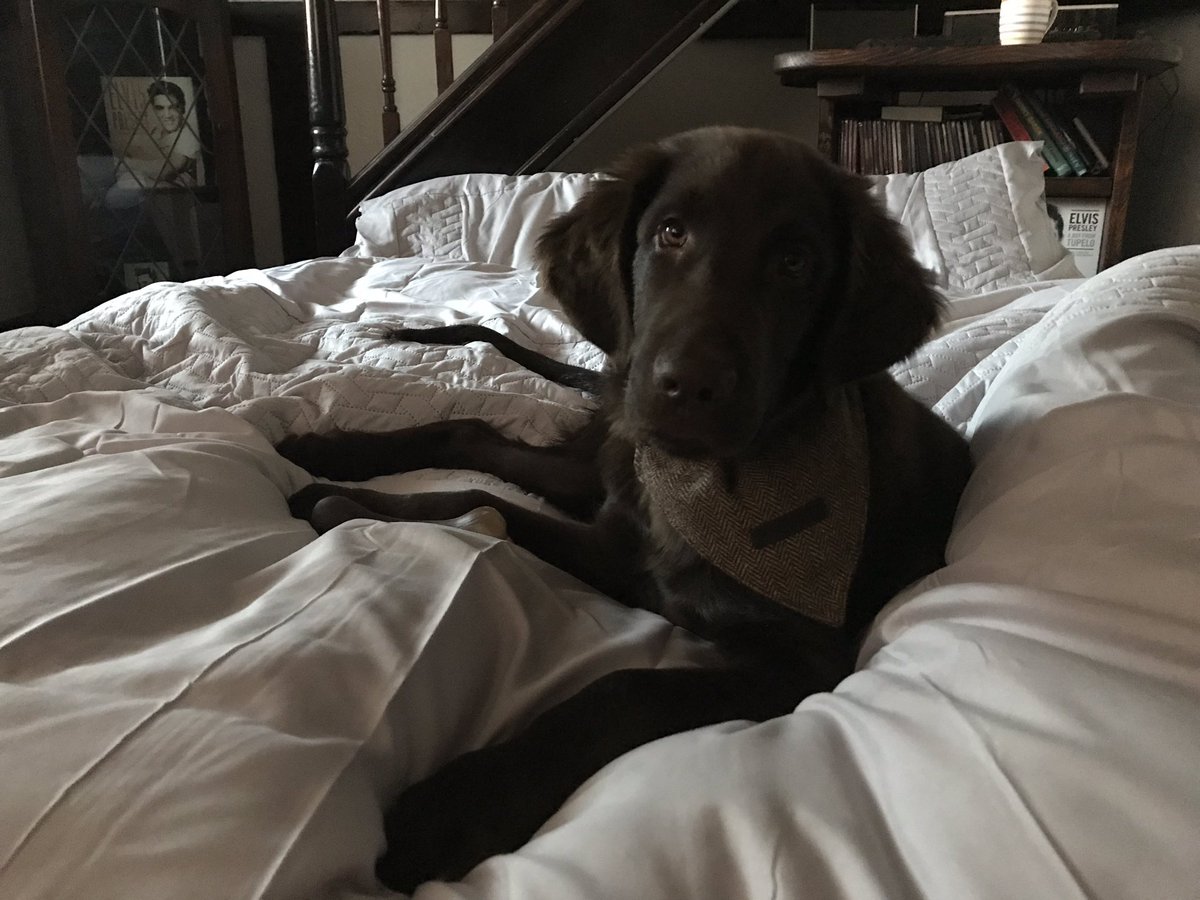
<box><xmin>376</xmin><ymin>663</ymin><xmax>825</xmax><ymax>893</ymax></box>
<box><xmin>288</xmin><ymin>484</ymin><xmax>640</xmax><ymax>598</ymax></box>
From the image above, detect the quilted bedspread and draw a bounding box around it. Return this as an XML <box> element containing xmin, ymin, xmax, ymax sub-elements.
<box><xmin>1</xmin><ymin>246</ymin><xmax>1198</xmax><ymax>900</ymax></box>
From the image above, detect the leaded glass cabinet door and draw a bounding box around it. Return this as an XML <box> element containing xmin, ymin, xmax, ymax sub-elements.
<box><xmin>2</xmin><ymin>0</ymin><xmax>251</xmax><ymax>322</ymax></box>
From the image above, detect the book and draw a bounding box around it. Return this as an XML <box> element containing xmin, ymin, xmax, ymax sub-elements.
<box><xmin>991</xmin><ymin>94</ymin><xmax>1049</xmax><ymax>172</ymax></box>
<box><xmin>882</xmin><ymin>105</ymin><xmax>943</xmax><ymax>122</ymax></box>
<box><xmin>1048</xmin><ymin>198</ymin><xmax>1107</xmax><ymax>277</ymax></box>
<box><xmin>993</xmin><ymin>93</ymin><xmax>1032</xmax><ymax>141</ymax></box>
<box><xmin>1000</xmin><ymin>85</ymin><xmax>1073</xmax><ymax>177</ymax></box>
<box><xmin>1072</xmin><ymin>116</ymin><xmax>1112</xmax><ymax>175</ymax></box>
<box><xmin>1022</xmin><ymin>92</ymin><xmax>1090</xmax><ymax>176</ymax></box>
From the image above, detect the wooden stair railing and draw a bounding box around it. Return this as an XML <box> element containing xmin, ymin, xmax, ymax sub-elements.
<box><xmin>376</xmin><ymin>0</ymin><xmax>401</xmax><ymax>143</ymax></box>
<box><xmin>306</xmin><ymin>0</ymin><xmax>737</xmax><ymax>255</ymax></box>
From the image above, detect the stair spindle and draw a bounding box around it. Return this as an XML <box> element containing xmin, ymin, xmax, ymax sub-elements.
<box><xmin>376</xmin><ymin>0</ymin><xmax>400</xmax><ymax>142</ymax></box>
<box><xmin>433</xmin><ymin>0</ymin><xmax>454</xmax><ymax>94</ymax></box>
<box><xmin>492</xmin><ymin>0</ymin><xmax>508</xmax><ymax>40</ymax></box>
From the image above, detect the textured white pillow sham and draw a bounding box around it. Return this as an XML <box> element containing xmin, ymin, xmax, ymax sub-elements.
<box><xmin>865</xmin><ymin>141</ymin><xmax>1078</xmax><ymax>293</ymax></box>
<box><xmin>348</xmin><ymin>141</ymin><xmax>1076</xmax><ymax>293</ymax></box>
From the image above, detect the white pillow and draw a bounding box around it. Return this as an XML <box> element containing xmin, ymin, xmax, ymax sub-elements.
<box><xmin>348</xmin><ymin>172</ymin><xmax>603</xmax><ymax>268</ymax></box>
<box><xmin>350</xmin><ymin>142</ymin><xmax>1077</xmax><ymax>295</ymax></box>
<box><xmin>866</xmin><ymin>141</ymin><xmax>1078</xmax><ymax>294</ymax></box>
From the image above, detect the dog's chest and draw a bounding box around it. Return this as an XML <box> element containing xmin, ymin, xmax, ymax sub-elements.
<box><xmin>634</xmin><ymin>390</ymin><xmax>869</xmax><ymax>628</ymax></box>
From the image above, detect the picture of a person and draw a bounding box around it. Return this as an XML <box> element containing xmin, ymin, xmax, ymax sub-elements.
<box><xmin>144</xmin><ymin>80</ymin><xmax>199</xmax><ymax>187</ymax></box>
<box><xmin>104</xmin><ymin>75</ymin><xmax>206</xmax><ymax>195</ymax></box>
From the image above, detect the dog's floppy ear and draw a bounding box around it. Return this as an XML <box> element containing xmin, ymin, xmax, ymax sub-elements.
<box><xmin>536</xmin><ymin>144</ymin><xmax>670</xmax><ymax>358</ymax></box>
<box><xmin>824</xmin><ymin>173</ymin><xmax>942</xmax><ymax>383</ymax></box>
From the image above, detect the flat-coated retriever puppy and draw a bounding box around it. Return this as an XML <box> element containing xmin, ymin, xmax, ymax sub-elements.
<box><xmin>279</xmin><ymin>126</ymin><xmax>972</xmax><ymax>891</ymax></box>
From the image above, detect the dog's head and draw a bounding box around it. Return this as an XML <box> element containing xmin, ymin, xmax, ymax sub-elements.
<box><xmin>537</xmin><ymin>126</ymin><xmax>940</xmax><ymax>459</ymax></box>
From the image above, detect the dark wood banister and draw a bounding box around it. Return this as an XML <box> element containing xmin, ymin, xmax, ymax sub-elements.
<box><xmin>304</xmin><ymin>0</ymin><xmax>734</xmax><ymax>253</ymax></box>
<box><xmin>349</xmin><ymin>0</ymin><xmax>735</xmax><ymax>209</ymax></box>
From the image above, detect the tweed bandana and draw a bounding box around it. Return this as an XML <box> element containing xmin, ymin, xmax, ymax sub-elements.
<box><xmin>634</xmin><ymin>388</ymin><xmax>869</xmax><ymax>628</ymax></box>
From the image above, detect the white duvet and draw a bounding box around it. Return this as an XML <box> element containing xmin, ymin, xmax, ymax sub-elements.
<box><xmin>1</xmin><ymin>238</ymin><xmax>1198</xmax><ymax>900</ymax></box>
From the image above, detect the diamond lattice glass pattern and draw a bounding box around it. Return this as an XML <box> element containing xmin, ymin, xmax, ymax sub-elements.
<box><xmin>62</xmin><ymin>4</ymin><xmax>226</xmax><ymax>301</ymax></box>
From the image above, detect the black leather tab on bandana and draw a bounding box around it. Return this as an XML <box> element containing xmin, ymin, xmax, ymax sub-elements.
<box><xmin>750</xmin><ymin>497</ymin><xmax>829</xmax><ymax>549</ymax></box>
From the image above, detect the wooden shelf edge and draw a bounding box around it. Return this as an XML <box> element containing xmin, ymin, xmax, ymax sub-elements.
<box><xmin>1045</xmin><ymin>176</ymin><xmax>1113</xmax><ymax>199</ymax></box>
<box><xmin>775</xmin><ymin>39</ymin><xmax>1183</xmax><ymax>88</ymax></box>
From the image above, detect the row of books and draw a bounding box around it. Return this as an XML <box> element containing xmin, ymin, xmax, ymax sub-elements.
<box><xmin>836</xmin><ymin>115</ymin><xmax>1009</xmax><ymax>176</ymax></box>
<box><xmin>835</xmin><ymin>85</ymin><xmax>1113</xmax><ymax>178</ymax></box>
<box><xmin>994</xmin><ymin>84</ymin><xmax>1111</xmax><ymax>177</ymax></box>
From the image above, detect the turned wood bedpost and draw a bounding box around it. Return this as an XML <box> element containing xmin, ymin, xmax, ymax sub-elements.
<box><xmin>306</xmin><ymin>0</ymin><xmax>352</xmax><ymax>256</ymax></box>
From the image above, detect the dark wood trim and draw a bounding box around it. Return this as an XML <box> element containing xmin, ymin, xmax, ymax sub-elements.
<box><xmin>306</xmin><ymin>0</ymin><xmax>353</xmax><ymax>256</ymax></box>
<box><xmin>1100</xmin><ymin>86</ymin><xmax>1143</xmax><ymax>268</ymax></box>
<box><xmin>1045</xmin><ymin>177</ymin><xmax>1114</xmax><ymax>199</ymax></box>
<box><xmin>776</xmin><ymin>40</ymin><xmax>1183</xmax><ymax>89</ymax></box>
<box><xmin>2</xmin><ymin>1</ymin><xmax>91</xmax><ymax>323</ymax></box>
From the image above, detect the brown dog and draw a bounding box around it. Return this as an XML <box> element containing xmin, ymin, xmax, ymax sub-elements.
<box><xmin>280</xmin><ymin>126</ymin><xmax>972</xmax><ymax>891</ymax></box>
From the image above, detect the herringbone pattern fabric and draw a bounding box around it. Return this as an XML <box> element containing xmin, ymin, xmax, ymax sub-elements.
<box><xmin>635</xmin><ymin>390</ymin><xmax>869</xmax><ymax>627</ymax></box>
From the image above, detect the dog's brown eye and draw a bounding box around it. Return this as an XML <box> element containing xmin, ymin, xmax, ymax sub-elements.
<box><xmin>657</xmin><ymin>219</ymin><xmax>687</xmax><ymax>249</ymax></box>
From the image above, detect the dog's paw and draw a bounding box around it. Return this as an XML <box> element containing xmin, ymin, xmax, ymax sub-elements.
<box><xmin>287</xmin><ymin>483</ymin><xmax>356</xmax><ymax>523</ymax></box>
<box><xmin>376</xmin><ymin>743</ymin><xmax>553</xmax><ymax>893</ymax></box>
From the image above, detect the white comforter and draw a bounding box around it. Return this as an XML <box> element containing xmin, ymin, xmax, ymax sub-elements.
<box><xmin>1</xmin><ymin>245</ymin><xmax>1198</xmax><ymax>900</ymax></box>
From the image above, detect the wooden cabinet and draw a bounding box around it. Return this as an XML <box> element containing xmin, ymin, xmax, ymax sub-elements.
<box><xmin>774</xmin><ymin>40</ymin><xmax>1181</xmax><ymax>272</ymax></box>
<box><xmin>1</xmin><ymin>0</ymin><xmax>252</xmax><ymax>324</ymax></box>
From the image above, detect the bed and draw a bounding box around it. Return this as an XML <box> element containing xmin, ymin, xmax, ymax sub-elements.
<box><xmin>2</xmin><ymin>141</ymin><xmax>1199</xmax><ymax>899</ymax></box>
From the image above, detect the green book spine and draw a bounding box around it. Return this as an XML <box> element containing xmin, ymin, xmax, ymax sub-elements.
<box><xmin>1003</xmin><ymin>85</ymin><xmax>1073</xmax><ymax>177</ymax></box>
<box><xmin>1023</xmin><ymin>93</ymin><xmax>1090</xmax><ymax>176</ymax></box>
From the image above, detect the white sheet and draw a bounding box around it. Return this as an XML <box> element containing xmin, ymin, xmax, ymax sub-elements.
<box><xmin>0</xmin><ymin>244</ymin><xmax>1197</xmax><ymax>900</ymax></box>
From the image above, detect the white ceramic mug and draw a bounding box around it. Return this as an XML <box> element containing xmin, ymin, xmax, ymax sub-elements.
<box><xmin>999</xmin><ymin>0</ymin><xmax>1059</xmax><ymax>45</ymax></box>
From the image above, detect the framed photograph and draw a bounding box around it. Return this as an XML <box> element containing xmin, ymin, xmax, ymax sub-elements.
<box><xmin>103</xmin><ymin>76</ymin><xmax>205</xmax><ymax>189</ymax></box>
<box><xmin>122</xmin><ymin>260</ymin><xmax>172</xmax><ymax>291</ymax></box>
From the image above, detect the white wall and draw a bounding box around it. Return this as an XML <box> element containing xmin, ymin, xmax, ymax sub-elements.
<box><xmin>233</xmin><ymin>36</ymin><xmax>285</xmax><ymax>268</ymax></box>
<box><xmin>0</xmin><ymin>89</ymin><xmax>37</xmax><ymax>321</ymax></box>
<box><xmin>340</xmin><ymin>33</ymin><xmax>492</xmax><ymax>173</ymax></box>
<box><xmin>554</xmin><ymin>39</ymin><xmax>819</xmax><ymax>172</ymax></box>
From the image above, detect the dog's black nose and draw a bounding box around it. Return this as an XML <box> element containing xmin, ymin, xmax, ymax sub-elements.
<box><xmin>652</xmin><ymin>351</ymin><xmax>737</xmax><ymax>406</ymax></box>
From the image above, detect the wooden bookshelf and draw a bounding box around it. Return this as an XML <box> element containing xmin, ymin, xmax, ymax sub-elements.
<box><xmin>774</xmin><ymin>40</ymin><xmax>1181</xmax><ymax>271</ymax></box>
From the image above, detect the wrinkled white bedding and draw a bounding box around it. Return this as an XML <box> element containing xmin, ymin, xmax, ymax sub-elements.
<box><xmin>1</xmin><ymin>238</ymin><xmax>1198</xmax><ymax>900</ymax></box>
